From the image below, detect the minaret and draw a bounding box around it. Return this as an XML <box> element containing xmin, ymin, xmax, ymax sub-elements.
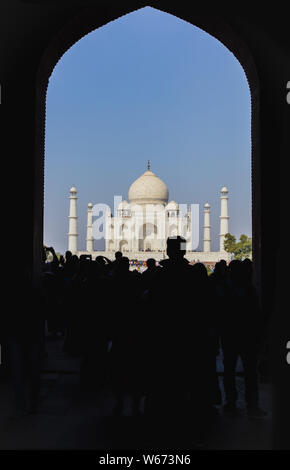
<box><xmin>68</xmin><ymin>186</ymin><xmax>78</xmax><ymax>254</ymax></box>
<box><xmin>219</xmin><ymin>186</ymin><xmax>229</xmax><ymax>252</ymax></box>
<box><xmin>203</xmin><ymin>202</ymin><xmax>211</xmax><ymax>252</ymax></box>
<box><xmin>86</xmin><ymin>202</ymin><xmax>94</xmax><ymax>252</ymax></box>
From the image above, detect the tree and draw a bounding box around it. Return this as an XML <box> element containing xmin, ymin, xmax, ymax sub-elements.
<box><xmin>224</xmin><ymin>233</ymin><xmax>252</xmax><ymax>260</ymax></box>
<box><xmin>223</xmin><ymin>233</ymin><xmax>236</xmax><ymax>255</ymax></box>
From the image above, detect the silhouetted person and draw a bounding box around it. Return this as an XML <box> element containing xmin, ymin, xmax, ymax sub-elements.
<box><xmin>109</xmin><ymin>257</ymin><xmax>143</xmax><ymax>415</ymax></box>
<box><xmin>7</xmin><ymin>268</ymin><xmax>44</xmax><ymax>417</ymax></box>
<box><xmin>76</xmin><ymin>257</ymin><xmax>112</xmax><ymax>391</ymax></box>
<box><xmin>65</xmin><ymin>250</ymin><xmax>72</xmax><ymax>263</ymax></box>
<box><xmin>220</xmin><ymin>259</ymin><xmax>267</xmax><ymax>418</ymax></box>
<box><xmin>107</xmin><ymin>251</ymin><xmax>123</xmax><ymax>277</ymax></box>
<box><xmin>140</xmin><ymin>258</ymin><xmax>160</xmax><ymax>292</ymax></box>
<box><xmin>145</xmin><ymin>258</ymin><xmax>156</xmax><ymax>270</ymax></box>
<box><xmin>141</xmin><ymin>237</ymin><xmax>212</xmax><ymax>446</ymax></box>
<box><xmin>62</xmin><ymin>255</ymin><xmax>84</xmax><ymax>355</ymax></box>
<box><xmin>242</xmin><ymin>257</ymin><xmax>253</xmax><ymax>285</ymax></box>
<box><xmin>42</xmin><ymin>247</ymin><xmax>64</xmax><ymax>338</ymax></box>
<box><xmin>191</xmin><ymin>263</ymin><xmax>222</xmax><ymax>408</ymax></box>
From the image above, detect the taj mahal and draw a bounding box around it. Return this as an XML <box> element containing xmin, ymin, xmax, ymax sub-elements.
<box><xmin>68</xmin><ymin>163</ymin><xmax>231</xmax><ymax>264</ymax></box>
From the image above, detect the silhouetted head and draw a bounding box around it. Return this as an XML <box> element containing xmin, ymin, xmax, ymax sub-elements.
<box><xmin>166</xmin><ymin>236</ymin><xmax>186</xmax><ymax>261</ymax></box>
<box><xmin>65</xmin><ymin>250</ymin><xmax>72</xmax><ymax>262</ymax></box>
<box><xmin>95</xmin><ymin>256</ymin><xmax>106</xmax><ymax>267</ymax></box>
<box><xmin>146</xmin><ymin>258</ymin><xmax>156</xmax><ymax>269</ymax></box>
<box><xmin>192</xmin><ymin>262</ymin><xmax>208</xmax><ymax>282</ymax></box>
<box><xmin>70</xmin><ymin>255</ymin><xmax>79</xmax><ymax>269</ymax></box>
<box><xmin>242</xmin><ymin>258</ymin><xmax>253</xmax><ymax>283</ymax></box>
<box><xmin>214</xmin><ymin>259</ymin><xmax>228</xmax><ymax>277</ymax></box>
<box><xmin>228</xmin><ymin>259</ymin><xmax>243</xmax><ymax>284</ymax></box>
<box><xmin>115</xmin><ymin>251</ymin><xmax>123</xmax><ymax>261</ymax></box>
<box><xmin>79</xmin><ymin>257</ymin><xmax>91</xmax><ymax>278</ymax></box>
<box><xmin>117</xmin><ymin>256</ymin><xmax>129</xmax><ymax>273</ymax></box>
<box><xmin>214</xmin><ymin>261</ymin><xmax>221</xmax><ymax>273</ymax></box>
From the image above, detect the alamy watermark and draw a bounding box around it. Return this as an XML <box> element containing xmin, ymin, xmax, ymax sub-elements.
<box><xmin>91</xmin><ymin>196</ymin><xmax>200</xmax><ymax>250</ymax></box>
<box><xmin>287</xmin><ymin>81</ymin><xmax>290</xmax><ymax>104</ymax></box>
<box><xmin>286</xmin><ymin>340</ymin><xmax>290</xmax><ymax>365</ymax></box>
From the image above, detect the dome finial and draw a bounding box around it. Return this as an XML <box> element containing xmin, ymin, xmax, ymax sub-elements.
<box><xmin>147</xmin><ymin>160</ymin><xmax>151</xmax><ymax>171</ymax></box>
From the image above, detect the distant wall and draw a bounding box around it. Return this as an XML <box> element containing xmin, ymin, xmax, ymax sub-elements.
<box><xmin>77</xmin><ymin>250</ymin><xmax>231</xmax><ymax>263</ymax></box>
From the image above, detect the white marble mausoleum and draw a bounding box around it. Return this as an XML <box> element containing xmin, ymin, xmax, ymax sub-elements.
<box><xmin>68</xmin><ymin>163</ymin><xmax>231</xmax><ymax>264</ymax></box>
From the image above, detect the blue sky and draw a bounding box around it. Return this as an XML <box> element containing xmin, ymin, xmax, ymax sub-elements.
<box><xmin>44</xmin><ymin>6</ymin><xmax>251</xmax><ymax>254</ymax></box>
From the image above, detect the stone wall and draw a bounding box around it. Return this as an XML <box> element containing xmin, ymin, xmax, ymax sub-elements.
<box><xmin>77</xmin><ymin>250</ymin><xmax>231</xmax><ymax>263</ymax></box>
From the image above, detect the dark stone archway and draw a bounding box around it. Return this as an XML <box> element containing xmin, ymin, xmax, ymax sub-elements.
<box><xmin>1</xmin><ymin>1</ymin><xmax>289</xmax><ymax>448</ymax></box>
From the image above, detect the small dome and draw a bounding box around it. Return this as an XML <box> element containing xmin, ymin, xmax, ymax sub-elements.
<box><xmin>204</xmin><ymin>202</ymin><xmax>210</xmax><ymax>208</ymax></box>
<box><xmin>118</xmin><ymin>200</ymin><xmax>129</xmax><ymax>209</ymax></box>
<box><xmin>88</xmin><ymin>202</ymin><xmax>93</xmax><ymax>208</ymax></box>
<box><xmin>70</xmin><ymin>186</ymin><xmax>77</xmax><ymax>193</ymax></box>
<box><xmin>166</xmin><ymin>200</ymin><xmax>179</xmax><ymax>210</ymax></box>
<box><xmin>221</xmin><ymin>186</ymin><xmax>228</xmax><ymax>193</ymax></box>
<box><xmin>129</xmin><ymin>168</ymin><xmax>169</xmax><ymax>205</ymax></box>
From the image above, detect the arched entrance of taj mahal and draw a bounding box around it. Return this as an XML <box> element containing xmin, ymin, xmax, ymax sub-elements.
<box><xmin>2</xmin><ymin>0</ymin><xmax>289</xmax><ymax>450</ymax></box>
<box><xmin>39</xmin><ymin>5</ymin><xmax>259</xmax><ymax>287</ymax></box>
<box><xmin>40</xmin><ymin>9</ymin><xmax>263</xmax><ymax>287</ymax></box>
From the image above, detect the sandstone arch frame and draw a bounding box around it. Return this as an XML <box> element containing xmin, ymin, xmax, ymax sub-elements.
<box><xmin>2</xmin><ymin>2</ymin><xmax>289</xmax><ymax>448</ymax></box>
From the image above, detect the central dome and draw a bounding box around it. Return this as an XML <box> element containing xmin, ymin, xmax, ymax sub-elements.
<box><xmin>128</xmin><ymin>168</ymin><xmax>169</xmax><ymax>205</ymax></box>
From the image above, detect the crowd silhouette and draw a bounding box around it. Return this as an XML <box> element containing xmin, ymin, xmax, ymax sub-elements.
<box><xmin>1</xmin><ymin>237</ymin><xmax>268</xmax><ymax>447</ymax></box>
